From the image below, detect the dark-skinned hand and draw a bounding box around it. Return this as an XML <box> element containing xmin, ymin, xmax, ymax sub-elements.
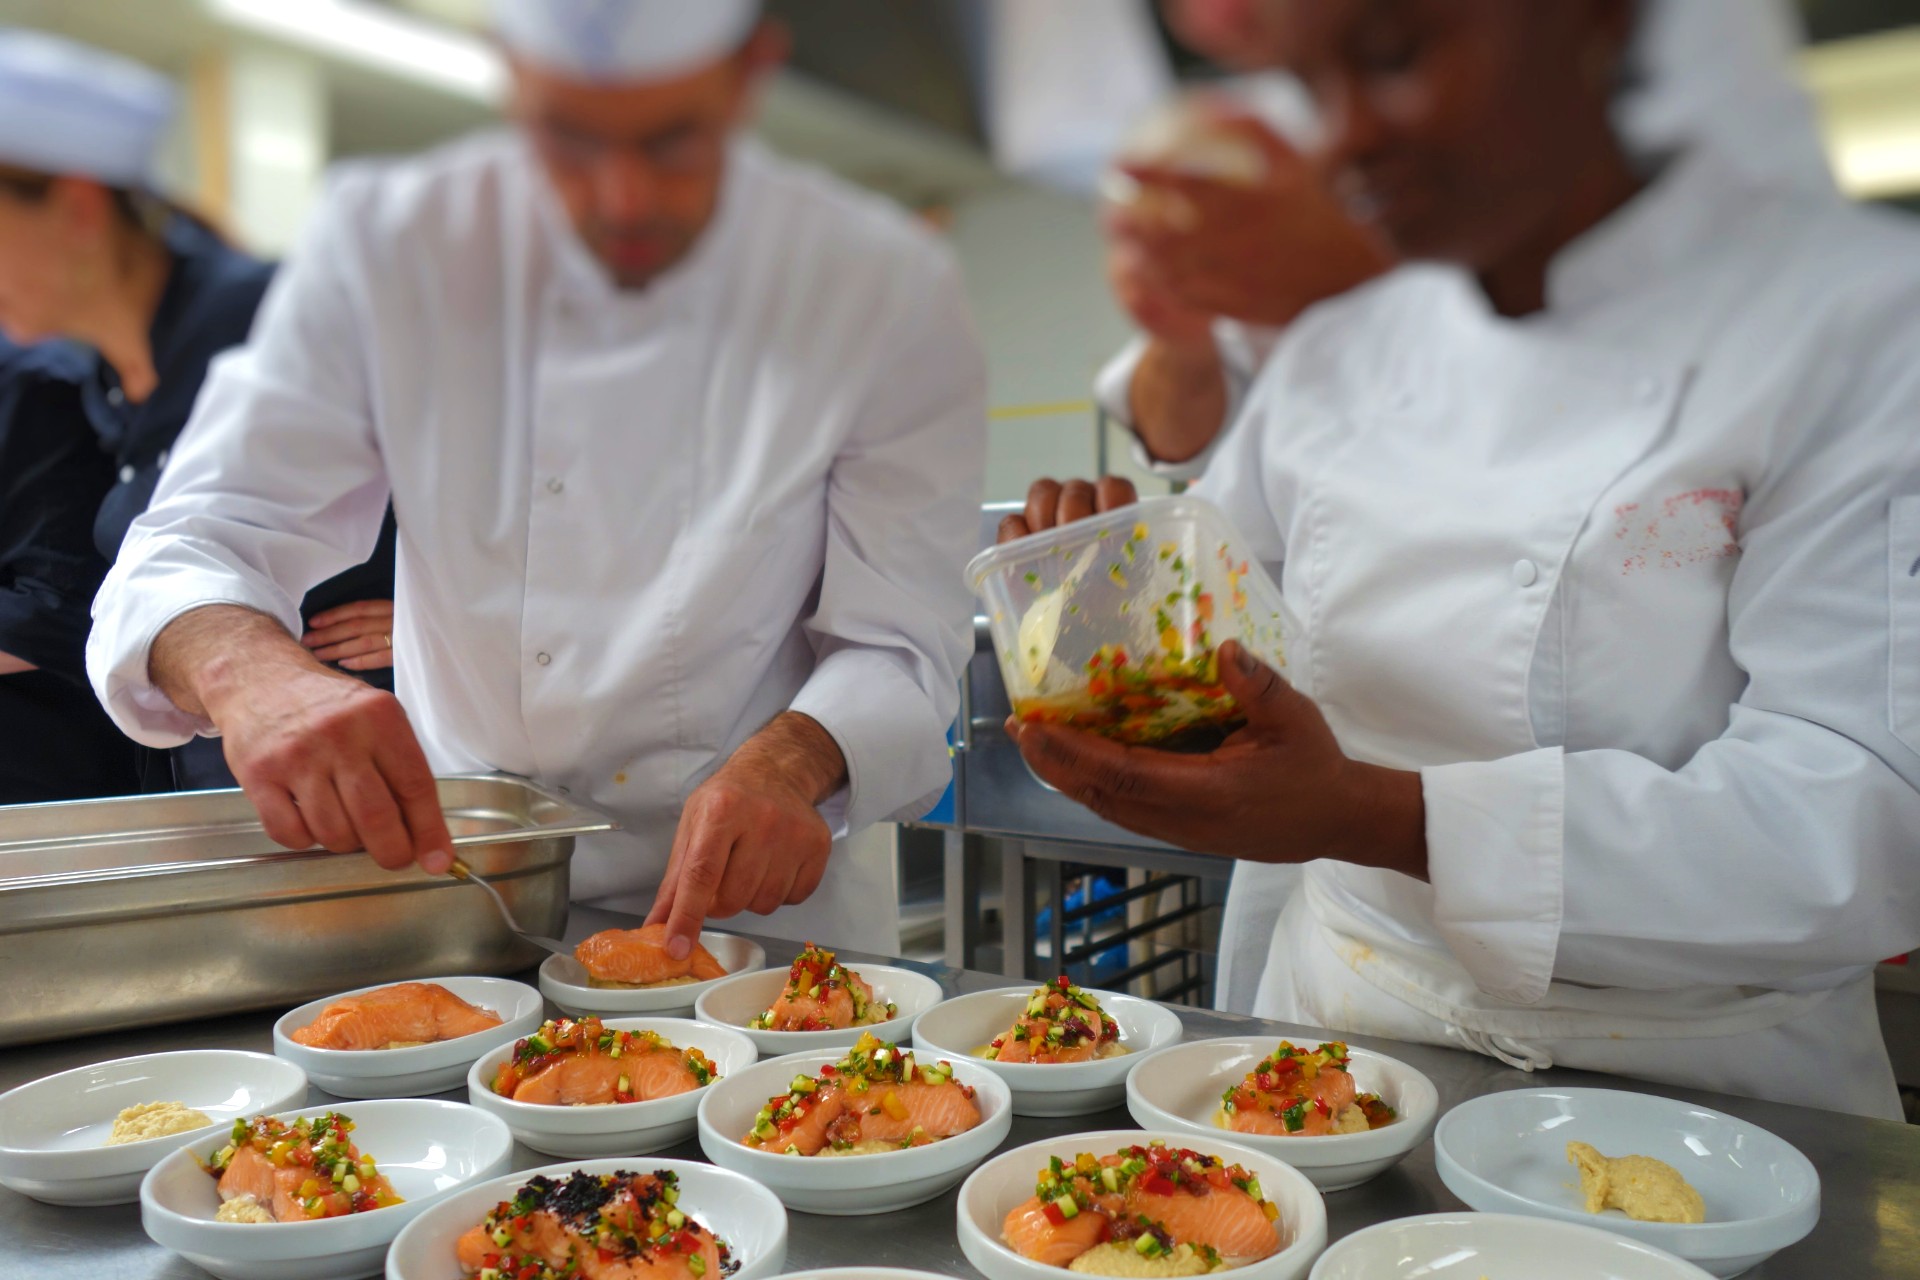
<box><xmin>1007</xmin><ymin>640</ymin><xmax>1428</xmax><ymax>878</ymax></box>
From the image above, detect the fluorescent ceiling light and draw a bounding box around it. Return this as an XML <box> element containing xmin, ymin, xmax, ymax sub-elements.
<box><xmin>206</xmin><ymin>0</ymin><xmax>506</xmax><ymax>103</ymax></box>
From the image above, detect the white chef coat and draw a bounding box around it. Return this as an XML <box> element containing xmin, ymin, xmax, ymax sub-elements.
<box><xmin>1201</xmin><ymin>149</ymin><xmax>1920</xmax><ymax>1118</ymax></box>
<box><xmin>1094</xmin><ymin>0</ymin><xmax>1833</xmax><ymax>479</ymax></box>
<box><xmin>87</xmin><ymin>133</ymin><xmax>986</xmax><ymax>953</ymax></box>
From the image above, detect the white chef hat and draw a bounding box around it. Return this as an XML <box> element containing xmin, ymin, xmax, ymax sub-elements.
<box><xmin>492</xmin><ymin>0</ymin><xmax>763</xmax><ymax>83</ymax></box>
<box><xmin>0</xmin><ymin>28</ymin><xmax>176</xmax><ymax>188</ymax></box>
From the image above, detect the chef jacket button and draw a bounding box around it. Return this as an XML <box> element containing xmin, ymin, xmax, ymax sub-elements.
<box><xmin>535</xmin><ymin>651</ymin><xmax>552</xmax><ymax>666</ymax></box>
<box><xmin>1392</xmin><ymin>388</ymin><xmax>1414</xmax><ymax>412</ymax></box>
<box><xmin>157</xmin><ymin>449</ymin><xmax>169</xmax><ymax>469</ymax></box>
<box><xmin>118</xmin><ymin>465</ymin><xmax>136</xmax><ymax>484</ymax></box>
<box><xmin>1636</xmin><ymin>376</ymin><xmax>1662</xmax><ymax>404</ymax></box>
<box><xmin>546</xmin><ymin>477</ymin><xmax>564</xmax><ymax>494</ymax></box>
<box><xmin>106</xmin><ymin>387</ymin><xmax>125</xmax><ymax>407</ymax></box>
<box><xmin>1511</xmin><ymin>558</ymin><xmax>1540</xmax><ymax>588</ymax></box>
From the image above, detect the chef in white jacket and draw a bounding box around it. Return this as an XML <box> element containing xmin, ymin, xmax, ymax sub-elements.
<box><xmin>87</xmin><ymin>0</ymin><xmax>985</xmax><ymax>957</ymax></box>
<box><xmin>1095</xmin><ymin>0</ymin><xmax>1834</xmax><ymax>481</ymax></box>
<box><xmin>1004</xmin><ymin>0</ymin><xmax>1920</xmax><ymax>1117</ymax></box>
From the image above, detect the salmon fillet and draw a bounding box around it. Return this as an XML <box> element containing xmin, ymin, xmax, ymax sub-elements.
<box><xmin>1221</xmin><ymin>1041</ymin><xmax>1394</xmax><ymax>1137</ymax></box>
<box><xmin>1003</xmin><ymin>1145</ymin><xmax>1280</xmax><ymax>1268</ymax></box>
<box><xmin>1005</xmin><ymin>1196</ymin><xmax>1112</xmax><ymax>1267</ymax></box>
<box><xmin>208</xmin><ymin>1112</ymin><xmax>401</xmax><ymax>1222</ymax></box>
<box><xmin>751</xmin><ymin>944</ymin><xmax>895</xmax><ymax>1032</ymax></box>
<box><xmin>493</xmin><ymin>1017</ymin><xmax>719</xmax><ymax>1105</ymax></box>
<box><xmin>983</xmin><ymin>977</ymin><xmax>1122</xmax><ymax>1064</ymax></box>
<box><xmin>457</xmin><ymin>1169</ymin><xmax>729</xmax><ymax>1280</ymax></box>
<box><xmin>575</xmin><ymin>925</ymin><xmax>728</xmax><ymax>987</ymax></box>
<box><xmin>289</xmin><ymin>982</ymin><xmax>503</xmax><ymax>1051</ymax></box>
<box><xmin>744</xmin><ymin>1032</ymin><xmax>979</xmax><ymax>1155</ymax></box>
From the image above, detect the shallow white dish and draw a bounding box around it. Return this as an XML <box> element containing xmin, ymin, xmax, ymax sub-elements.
<box><xmin>541</xmin><ymin>930</ymin><xmax>767</xmax><ymax>1017</ymax></box>
<box><xmin>694</xmin><ymin>962</ymin><xmax>944</xmax><ymax>1055</ymax></box>
<box><xmin>1126</xmin><ymin>1037</ymin><xmax>1438</xmax><ymax>1190</ymax></box>
<box><xmin>466</xmin><ymin>1016</ymin><xmax>758</xmax><ymax>1157</ymax></box>
<box><xmin>777</xmin><ymin>1272</ymin><xmax>960</xmax><ymax>1280</ymax></box>
<box><xmin>956</xmin><ymin>1128</ymin><xmax>1327</xmax><ymax>1280</ymax></box>
<box><xmin>1309</xmin><ymin>1212</ymin><xmax>1717</xmax><ymax>1279</ymax></box>
<box><xmin>385</xmin><ymin>1157</ymin><xmax>788</xmax><ymax>1280</ymax></box>
<box><xmin>272</xmin><ymin>976</ymin><xmax>543</xmax><ymax>1099</ymax></box>
<box><xmin>141</xmin><ymin>1097</ymin><xmax>514</xmax><ymax>1280</ymax></box>
<box><xmin>697</xmin><ymin>1046</ymin><xmax>1014</xmax><ymax>1215</ymax></box>
<box><xmin>1435</xmin><ymin>1087</ymin><xmax>1821</xmax><ymax>1279</ymax></box>
<box><xmin>0</xmin><ymin>1049</ymin><xmax>308</xmax><ymax>1206</ymax></box>
<box><xmin>911</xmin><ymin>984</ymin><xmax>1183</xmax><ymax>1117</ymax></box>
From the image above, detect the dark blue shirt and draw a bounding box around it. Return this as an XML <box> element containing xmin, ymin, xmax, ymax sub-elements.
<box><xmin>0</xmin><ymin>340</ymin><xmax>138</xmax><ymax>803</ymax></box>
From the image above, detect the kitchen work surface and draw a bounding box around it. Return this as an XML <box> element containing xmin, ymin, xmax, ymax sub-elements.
<box><xmin>5</xmin><ymin>906</ymin><xmax>1916</xmax><ymax>1279</ymax></box>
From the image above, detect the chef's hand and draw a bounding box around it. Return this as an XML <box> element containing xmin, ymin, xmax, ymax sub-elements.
<box><xmin>998</xmin><ymin>476</ymin><xmax>1139</xmax><ymax>544</ymax></box>
<box><xmin>150</xmin><ymin>604</ymin><xmax>453</xmax><ymax>874</ymax></box>
<box><xmin>645</xmin><ymin>711</ymin><xmax>844</xmax><ymax>959</ymax></box>
<box><xmin>1107</xmin><ymin>114</ymin><xmax>1392</xmax><ymax>329</ymax></box>
<box><xmin>1008</xmin><ymin>641</ymin><xmax>1429</xmax><ymax>878</ymax></box>
<box><xmin>301</xmin><ymin>599</ymin><xmax>396</xmax><ymax>671</ymax></box>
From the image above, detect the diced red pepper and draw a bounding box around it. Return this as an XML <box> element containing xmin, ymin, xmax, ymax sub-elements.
<box><xmin>1042</xmin><ymin>1201</ymin><xmax>1068</xmax><ymax>1227</ymax></box>
<box><xmin>1140</xmin><ymin>1170</ymin><xmax>1177</xmax><ymax>1197</ymax></box>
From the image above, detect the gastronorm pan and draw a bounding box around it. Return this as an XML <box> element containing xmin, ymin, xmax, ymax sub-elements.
<box><xmin>0</xmin><ymin>774</ymin><xmax>609</xmax><ymax>1046</ymax></box>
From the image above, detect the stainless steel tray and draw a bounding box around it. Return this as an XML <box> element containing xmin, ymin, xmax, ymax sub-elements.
<box><xmin>0</xmin><ymin>774</ymin><xmax>611</xmax><ymax>1046</ymax></box>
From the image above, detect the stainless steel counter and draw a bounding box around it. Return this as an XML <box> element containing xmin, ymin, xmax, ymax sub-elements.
<box><xmin>6</xmin><ymin>906</ymin><xmax>1917</xmax><ymax>1278</ymax></box>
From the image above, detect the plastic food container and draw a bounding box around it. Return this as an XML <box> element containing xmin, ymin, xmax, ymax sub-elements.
<box><xmin>967</xmin><ymin>497</ymin><xmax>1290</xmax><ymax>748</ymax></box>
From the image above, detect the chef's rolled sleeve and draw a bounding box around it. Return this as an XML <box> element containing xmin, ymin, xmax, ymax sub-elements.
<box><xmin>89</xmin><ymin>173</ymin><xmax>391</xmax><ymax>745</ymax></box>
<box><xmin>1421</xmin><ymin>747</ymin><xmax>1566</xmax><ymax>1005</ymax></box>
<box><xmin>790</xmin><ymin>248</ymin><xmax>985</xmax><ymax>834</ymax></box>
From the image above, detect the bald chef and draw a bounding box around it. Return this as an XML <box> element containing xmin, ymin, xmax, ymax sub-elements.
<box><xmin>88</xmin><ymin>0</ymin><xmax>985</xmax><ymax>956</ymax></box>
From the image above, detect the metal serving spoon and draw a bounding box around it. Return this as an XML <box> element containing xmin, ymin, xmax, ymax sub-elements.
<box><xmin>447</xmin><ymin>856</ymin><xmax>573</xmax><ymax>959</ymax></box>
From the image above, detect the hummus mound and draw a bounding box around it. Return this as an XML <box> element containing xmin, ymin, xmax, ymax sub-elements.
<box><xmin>588</xmin><ymin>974</ymin><xmax>698</xmax><ymax>990</ymax></box>
<box><xmin>215</xmin><ymin>1194</ymin><xmax>277</xmax><ymax>1224</ymax></box>
<box><xmin>1567</xmin><ymin>1141</ymin><xmax>1706</xmax><ymax>1224</ymax></box>
<box><xmin>1067</xmin><ymin>1242</ymin><xmax>1223</xmax><ymax>1277</ymax></box>
<box><xmin>106</xmin><ymin>1101</ymin><xmax>211</xmax><ymax>1145</ymax></box>
<box><xmin>817</xmin><ymin>1139</ymin><xmax>909</xmax><ymax>1157</ymax></box>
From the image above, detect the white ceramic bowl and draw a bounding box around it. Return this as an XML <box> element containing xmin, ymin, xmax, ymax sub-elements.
<box><xmin>1309</xmin><ymin>1212</ymin><xmax>1718</xmax><ymax>1280</ymax></box>
<box><xmin>0</xmin><ymin>1050</ymin><xmax>309</xmax><ymax>1207</ymax></box>
<box><xmin>542</xmin><ymin>931</ymin><xmax>768</xmax><ymax>1017</ymax></box>
<box><xmin>385</xmin><ymin>1157</ymin><xmax>789</xmax><ymax>1280</ymax></box>
<box><xmin>1125</xmin><ymin>1038</ymin><xmax>1438</xmax><ymax>1191</ymax></box>
<box><xmin>956</xmin><ymin>1128</ymin><xmax>1327</xmax><ymax>1280</ymax></box>
<box><xmin>272</xmin><ymin>976</ymin><xmax>543</xmax><ymax>1099</ymax></box>
<box><xmin>697</xmin><ymin>1047</ymin><xmax>1014</xmax><ymax>1215</ymax></box>
<box><xmin>777</xmin><ymin>1272</ymin><xmax>960</xmax><ymax>1280</ymax></box>
<box><xmin>466</xmin><ymin>1016</ymin><xmax>759</xmax><ymax>1157</ymax></box>
<box><xmin>140</xmin><ymin>1098</ymin><xmax>515</xmax><ymax>1280</ymax></box>
<box><xmin>911</xmin><ymin>985</ymin><xmax>1183</xmax><ymax>1117</ymax></box>
<box><xmin>694</xmin><ymin>963</ymin><xmax>945</xmax><ymax>1055</ymax></box>
<box><xmin>1434</xmin><ymin>1088</ymin><xmax>1821</xmax><ymax>1279</ymax></box>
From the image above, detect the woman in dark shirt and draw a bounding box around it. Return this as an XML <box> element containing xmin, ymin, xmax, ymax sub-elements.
<box><xmin>0</xmin><ymin>30</ymin><xmax>395</xmax><ymax>799</ymax></box>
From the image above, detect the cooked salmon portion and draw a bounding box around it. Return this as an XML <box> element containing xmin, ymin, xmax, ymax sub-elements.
<box><xmin>1002</xmin><ymin>1145</ymin><xmax>1281</xmax><ymax>1269</ymax></box>
<box><xmin>846</xmin><ymin>1080</ymin><xmax>984</xmax><ymax>1145</ymax></box>
<box><xmin>1220</xmin><ymin>1041</ymin><xmax>1395</xmax><ymax>1137</ymax></box>
<box><xmin>751</xmin><ymin>944</ymin><xmax>895</xmax><ymax>1032</ymax></box>
<box><xmin>983</xmin><ymin>977</ymin><xmax>1122</xmax><ymax>1064</ymax></box>
<box><xmin>456</xmin><ymin>1170</ymin><xmax>728</xmax><ymax>1280</ymax></box>
<box><xmin>575</xmin><ymin>925</ymin><xmax>728</xmax><ymax>987</ymax></box>
<box><xmin>1129</xmin><ymin>1186</ymin><xmax>1278</xmax><ymax>1260</ymax></box>
<box><xmin>492</xmin><ymin>1016</ymin><xmax>720</xmax><ymax>1105</ymax></box>
<box><xmin>744</xmin><ymin>1032</ymin><xmax>978</xmax><ymax>1155</ymax></box>
<box><xmin>289</xmin><ymin>982</ymin><xmax>503</xmax><ymax>1051</ymax></box>
<box><xmin>1005</xmin><ymin>1196</ymin><xmax>1113</xmax><ymax>1267</ymax></box>
<box><xmin>208</xmin><ymin>1112</ymin><xmax>402</xmax><ymax>1222</ymax></box>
